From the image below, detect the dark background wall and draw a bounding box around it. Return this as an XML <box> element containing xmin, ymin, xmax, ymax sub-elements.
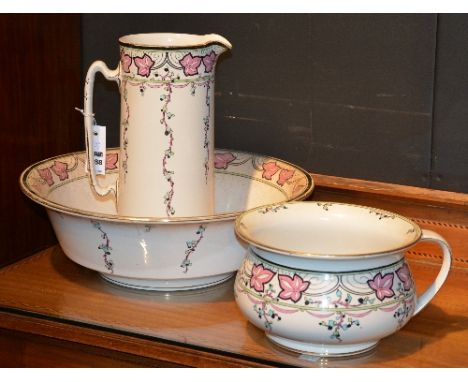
<box><xmin>82</xmin><ymin>14</ymin><xmax>468</xmax><ymax>193</ymax></box>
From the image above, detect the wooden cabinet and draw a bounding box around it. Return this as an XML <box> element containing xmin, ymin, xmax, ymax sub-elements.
<box><xmin>0</xmin><ymin>14</ymin><xmax>81</xmax><ymax>266</ymax></box>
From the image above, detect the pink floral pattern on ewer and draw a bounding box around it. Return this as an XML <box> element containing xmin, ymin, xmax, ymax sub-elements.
<box><xmin>202</xmin><ymin>51</ymin><xmax>217</xmax><ymax>73</ymax></box>
<box><xmin>367</xmin><ymin>272</ymin><xmax>395</xmax><ymax>301</ymax></box>
<box><xmin>278</xmin><ymin>274</ymin><xmax>310</xmax><ymax>303</ymax></box>
<box><xmin>121</xmin><ymin>53</ymin><xmax>132</xmax><ymax>73</ymax></box>
<box><xmin>120</xmin><ymin>49</ymin><xmax>222</xmax><ymax>79</ymax></box>
<box><xmin>214</xmin><ymin>152</ymin><xmax>237</xmax><ymax>169</ymax></box>
<box><xmin>50</xmin><ymin>161</ymin><xmax>69</xmax><ymax>181</ymax></box>
<box><xmin>134</xmin><ymin>54</ymin><xmax>155</xmax><ymax>77</ymax></box>
<box><xmin>179</xmin><ymin>53</ymin><xmax>202</xmax><ymax>76</ymax></box>
<box><xmin>250</xmin><ymin>264</ymin><xmax>275</xmax><ymax>292</ymax></box>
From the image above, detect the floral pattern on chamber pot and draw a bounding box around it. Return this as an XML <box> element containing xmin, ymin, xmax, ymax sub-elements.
<box><xmin>234</xmin><ymin>201</ymin><xmax>452</xmax><ymax>356</ymax></box>
<box><xmin>236</xmin><ymin>249</ymin><xmax>416</xmax><ymax>353</ymax></box>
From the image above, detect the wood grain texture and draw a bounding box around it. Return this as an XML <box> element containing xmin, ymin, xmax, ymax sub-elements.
<box><xmin>0</xmin><ymin>14</ymin><xmax>82</xmax><ymax>266</ymax></box>
<box><xmin>0</xmin><ymin>328</ymin><xmax>180</xmax><ymax>367</ymax></box>
<box><xmin>311</xmin><ymin>173</ymin><xmax>468</xmax><ymax>210</ymax></box>
<box><xmin>0</xmin><ymin>180</ymin><xmax>466</xmax><ymax>367</ymax></box>
<box><xmin>0</xmin><ymin>246</ymin><xmax>466</xmax><ymax>367</ymax></box>
<box><xmin>0</xmin><ymin>315</ymin><xmax>269</xmax><ymax>368</ymax></box>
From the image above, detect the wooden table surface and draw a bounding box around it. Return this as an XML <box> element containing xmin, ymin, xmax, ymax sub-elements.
<box><xmin>1</xmin><ymin>175</ymin><xmax>467</xmax><ymax>367</ymax></box>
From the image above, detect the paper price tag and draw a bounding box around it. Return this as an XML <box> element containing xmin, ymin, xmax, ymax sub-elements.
<box><xmin>92</xmin><ymin>125</ymin><xmax>106</xmax><ymax>175</ymax></box>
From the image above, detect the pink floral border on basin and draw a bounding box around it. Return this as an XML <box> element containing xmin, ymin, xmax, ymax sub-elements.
<box><xmin>34</xmin><ymin>154</ymin><xmax>118</xmax><ymax>190</ymax></box>
<box><xmin>23</xmin><ymin>148</ymin><xmax>313</xmax><ymax>223</ymax></box>
<box><xmin>214</xmin><ymin>151</ymin><xmax>308</xmax><ymax>198</ymax></box>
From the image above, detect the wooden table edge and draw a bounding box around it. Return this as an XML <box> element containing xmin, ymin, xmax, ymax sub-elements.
<box><xmin>310</xmin><ymin>173</ymin><xmax>468</xmax><ymax>210</ymax></box>
<box><xmin>0</xmin><ymin>309</ymin><xmax>282</xmax><ymax>368</ymax></box>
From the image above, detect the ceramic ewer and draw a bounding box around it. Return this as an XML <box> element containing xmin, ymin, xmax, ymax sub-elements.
<box><xmin>20</xmin><ymin>149</ymin><xmax>314</xmax><ymax>291</ymax></box>
<box><xmin>83</xmin><ymin>33</ymin><xmax>231</xmax><ymax>217</ymax></box>
<box><xmin>234</xmin><ymin>201</ymin><xmax>452</xmax><ymax>356</ymax></box>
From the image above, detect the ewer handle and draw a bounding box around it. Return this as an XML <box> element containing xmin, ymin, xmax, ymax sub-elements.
<box><xmin>83</xmin><ymin>60</ymin><xmax>119</xmax><ymax>197</ymax></box>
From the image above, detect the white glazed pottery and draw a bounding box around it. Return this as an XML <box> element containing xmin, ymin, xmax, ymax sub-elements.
<box><xmin>83</xmin><ymin>33</ymin><xmax>231</xmax><ymax>217</ymax></box>
<box><xmin>20</xmin><ymin>149</ymin><xmax>314</xmax><ymax>291</ymax></box>
<box><xmin>234</xmin><ymin>201</ymin><xmax>452</xmax><ymax>356</ymax></box>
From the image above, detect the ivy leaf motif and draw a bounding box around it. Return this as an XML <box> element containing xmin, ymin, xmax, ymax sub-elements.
<box><xmin>277</xmin><ymin>168</ymin><xmax>295</xmax><ymax>186</ymax></box>
<box><xmin>134</xmin><ymin>54</ymin><xmax>155</xmax><ymax>77</ymax></box>
<box><xmin>367</xmin><ymin>272</ymin><xmax>395</xmax><ymax>301</ymax></box>
<box><xmin>278</xmin><ymin>274</ymin><xmax>310</xmax><ymax>303</ymax></box>
<box><xmin>262</xmin><ymin>161</ymin><xmax>281</xmax><ymax>180</ymax></box>
<box><xmin>179</xmin><ymin>53</ymin><xmax>202</xmax><ymax>76</ymax></box>
<box><xmin>121</xmin><ymin>54</ymin><xmax>132</xmax><ymax>73</ymax></box>
<box><xmin>202</xmin><ymin>51</ymin><xmax>217</xmax><ymax>73</ymax></box>
<box><xmin>50</xmin><ymin>161</ymin><xmax>69</xmax><ymax>181</ymax></box>
<box><xmin>396</xmin><ymin>264</ymin><xmax>413</xmax><ymax>291</ymax></box>
<box><xmin>37</xmin><ymin>167</ymin><xmax>54</xmax><ymax>186</ymax></box>
<box><xmin>250</xmin><ymin>264</ymin><xmax>275</xmax><ymax>293</ymax></box>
